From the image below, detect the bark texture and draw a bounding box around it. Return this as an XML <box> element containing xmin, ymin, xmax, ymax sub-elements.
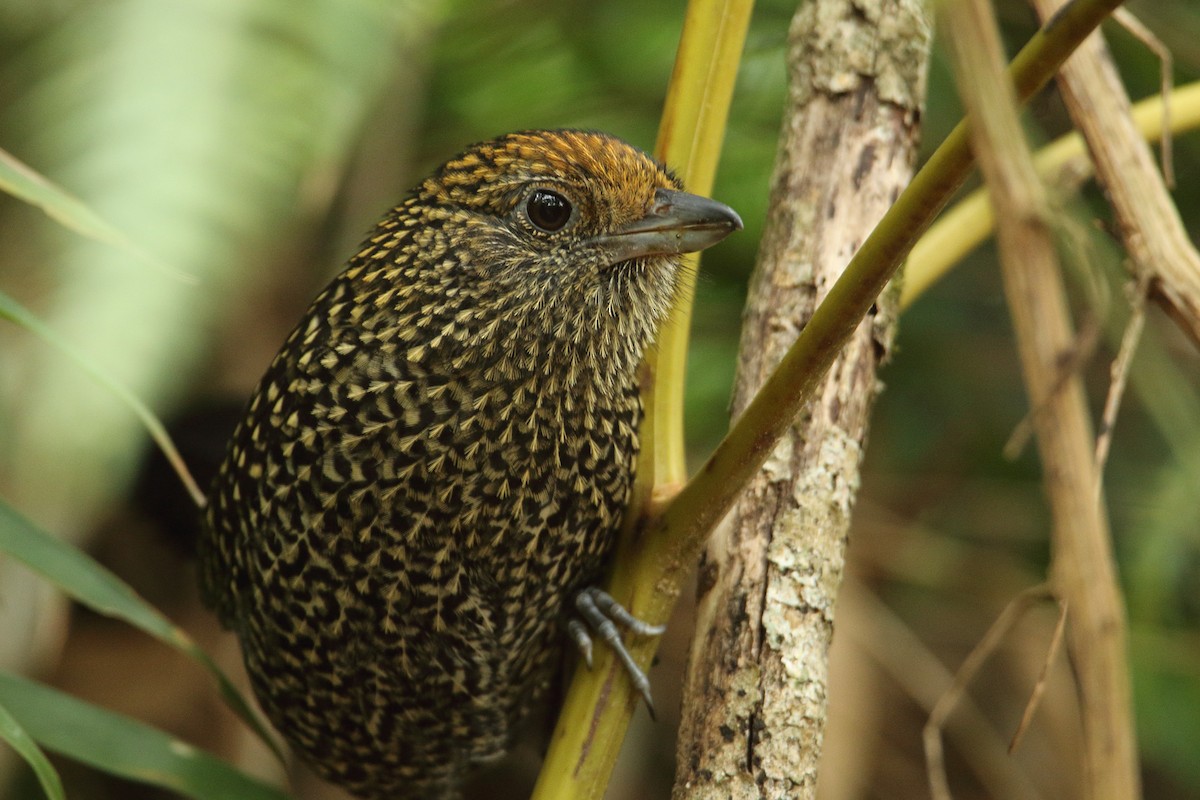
<box><xmin>672</xmin><ymin>1</ymin><xmax>931</xmax><ymax>798</ymax></box>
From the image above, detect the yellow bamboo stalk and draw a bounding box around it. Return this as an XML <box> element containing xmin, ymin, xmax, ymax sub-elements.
<box><xmin>529</xmin><ymin>2</ymin><xmax>754</xmax><ymax>798</ymax></box>
<box><xmin>902</xmin><ymin>80</ymin><xmax>1200</xmax><ymax>308</ymax></box>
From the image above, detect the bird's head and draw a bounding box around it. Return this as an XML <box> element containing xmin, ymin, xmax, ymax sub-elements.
<box><xmin>402</xmin><ymin>130</ymin><xmax>741</xmax><ymax>370</ymax></box>
<box><xmin>349</xmin><ymin>130</ymin><xmax>740</xmax><ymax>387</ymax></box>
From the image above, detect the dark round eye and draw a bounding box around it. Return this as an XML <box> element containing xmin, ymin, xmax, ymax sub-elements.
<box><xmin>525</xmin><ymin>189</ymin><xmax>572</xmax><ymax>232</ymax></box>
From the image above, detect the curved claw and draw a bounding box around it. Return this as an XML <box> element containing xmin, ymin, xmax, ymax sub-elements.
<box><xmin>571</xmin><ymin>587</ymin><xmax>664</xmax><ymax>717</ymax></box>
<box><xmin>566</xmin><ymin>618</ymin><xmax>594</xmax><ymax>669</ymax></box>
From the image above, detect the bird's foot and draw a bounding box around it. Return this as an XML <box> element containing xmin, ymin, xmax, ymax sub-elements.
<box><xmin>566</xmin><ymin>587</ymin><xmax>666</xmax><ymax>718</ymax></box>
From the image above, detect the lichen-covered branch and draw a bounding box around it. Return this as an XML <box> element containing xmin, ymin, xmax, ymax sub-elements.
<box><xmin>671</xmin><ymin>1</ymin><xmax>931</xmax><ymax>797</ymax></box>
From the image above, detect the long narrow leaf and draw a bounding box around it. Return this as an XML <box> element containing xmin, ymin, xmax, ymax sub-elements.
<box><xmin>0</xmin><ymin>145</ymin><xmax>187</xmax><ymax>280</ymax></box>
<box><xmin>0</xmin><ymin>698</ymin><xmax>65</xmax><ymax>800</ymax></box>
<box><xmin>5</xmin><ymin>0</ymin><xmax>415</xmax><ymax>544</ymax></box>
<box><xmin>0</xmin><ymin>671</ymin><xmax>290</xmax><ymax>800</ymax></box>
<box><xmin>0</xmin><ymin>289</ymin><xmax>205</xmax><ymax>507</ymax></box>
<box><xmin>0</xmin><ymin>499</ymin><xmax>284</xmax><ymax>763</ymax></box>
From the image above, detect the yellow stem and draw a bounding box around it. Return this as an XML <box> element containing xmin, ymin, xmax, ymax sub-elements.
<box><xmin>640</xmin><ymin>0</ymin><xmax>755</xmax><ymax>494</ymax></box>
<box><xmin>529</xmin><ymin>2</ymin><xmax>753</xmax><ymax>798</ymax></box>
<box><xmin>902</xmin><ymin>80</ymin><xmax>1200</xmax><ymax>308</ymax></box>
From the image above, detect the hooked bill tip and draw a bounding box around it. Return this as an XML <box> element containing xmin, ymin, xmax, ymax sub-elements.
<box><xmin>597</xmin><ymin>189</ymin><xmax>742</xmax><ymax>262</ymax></box>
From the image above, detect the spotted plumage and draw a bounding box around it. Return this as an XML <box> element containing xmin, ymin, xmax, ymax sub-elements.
<box><xmin>199</xmin><ymin>129</ymin><xmax>740</xmax><ymax>799</ymax></box>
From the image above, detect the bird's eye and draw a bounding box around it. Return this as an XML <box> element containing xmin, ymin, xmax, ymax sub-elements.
<box><xmin>525</xmin><ymin>189</ymin><xmax>573</xmax><ymax>232</ymax></box>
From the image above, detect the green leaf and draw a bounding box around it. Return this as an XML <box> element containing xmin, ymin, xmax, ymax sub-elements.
<box><xmin>0</xmin><ymin>698</ymin><xmax>65</xmax><ymax>800</ymax></box>
<box><xmin>0</xmin><ymin>289</ymin><xmax>205</xmax><ymax>507</ymax></box>
<box><xmin>0</xmin><ymin>145</ymin><xmax>131</xmax><ymax>248</ymax></box>
<box><xmin>0</xmin><ymin>498</ymin><xmax>284</xmax><ymax>763</ymax></box>
<box><xmin>0</xmin><ymin>145</ymin><xmax>188</xmax><ymax>280</ymax></box>
<box><xmin>3</xmin><ymin>0</ymin><xmax>421</xmax><ymax>553</ymax></box>
<box><xmin>0</xmin><ymin>671</ymin><xmax>290</xmax><ymax>800</ymax></box>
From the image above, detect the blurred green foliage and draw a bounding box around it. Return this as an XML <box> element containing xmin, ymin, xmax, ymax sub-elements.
<box><xmin>0</xmin><ymin>0</ymin><xmax>1198</xmax><ymax>798</ymax></box>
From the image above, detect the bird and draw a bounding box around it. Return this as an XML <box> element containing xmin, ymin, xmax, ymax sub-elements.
<box><xmin>198</xmin><ymin>129</ymin><xmax>741</xmax><ymax>799</ymax></box>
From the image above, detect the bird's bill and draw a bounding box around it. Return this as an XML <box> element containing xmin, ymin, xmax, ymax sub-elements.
<box><xmin>595</xmin><ymin>188</ymin><xmax>743</xmax><ymax>263</ymax></box>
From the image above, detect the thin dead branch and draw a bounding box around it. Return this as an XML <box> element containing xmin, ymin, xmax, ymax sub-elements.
<box><xmin>1094</xmin><ymin>277</ymin><xmax>1150</xmax><ymax>485</ymax></box>
<box><xmin>1112</xmin><ymin>8</ymin><xmax>1174</xmax><ymax>185</ymax></box>
<box><xmin>1010</xmin><ymin>596</ymin><xmax>1069</xmax><ymax>754</ymax></box>
<box><xmin>1002</xmin><ymin>319</ymin><xmax>1100</xmax><ymax>461</ymax></box>
<box><xmin>1034</xmin><ymin>0</ymin><xmax>1200</xmax><ymax>347</ymax></box>
<box><xmin>922</xmin><ymin>583</ymin><xmax>1056</xmax><ymax>800</ymax></box>
<box><xmin>846</xmin><ymin>580</ymin><xmax>1048</xmax><ymax>800</ymax></box>
<box><xmin>941</xmin><ymin>1</ymin><xmax>1140</xmax><ymax>798</ymax></box>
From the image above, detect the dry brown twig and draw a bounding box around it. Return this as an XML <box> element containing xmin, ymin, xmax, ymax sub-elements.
<box><xmin>939</xmin><ymin>1</ymin><xmax>1139</xmax><ymax>799</ymax></box>
<box><xmin>1094</xmin><ymin>275</ymin><xmax>1150</xmax><ymax>487</ymax></box>
<box><xmin>1112</xmin><ymin>8</ymin><xmax>1174</xmax><ymax>186</ymax></box>
<box><xmin>845</xmin><ymin>579</ymin><xmax>1049</xmax><ymax>800</ymax></box>
<box><xmin>1032</xmin><ymin>0</ymin><xmax>1200</xmax><ymax>348</ymax></box>
<box><xmin>922</xmin><ymin>584</ymin><xmax>1062</xmax><ymax>800</ymax></box>
<box><xmin>1009</xmin><ymin>594</ymin><xmax>1070</xmax><ymax>754</ymax></box>
<box><xmin>1028</xmin><ymin>0</ymin><xmax>1196</xmax><ymax>502</ymax></box>
<box><xmin>1002</xmin><ymin>318</ymin><xmax>1101</xmax><ymax>461</ymax></box>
